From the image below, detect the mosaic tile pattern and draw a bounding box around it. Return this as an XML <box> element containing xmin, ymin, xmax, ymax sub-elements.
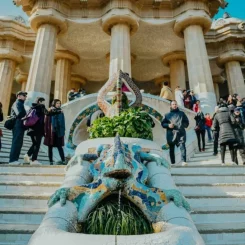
<box><xmin>48</xmin><ymin>135</ymin><xmax>190</xmax><ymax>223</ymax></box>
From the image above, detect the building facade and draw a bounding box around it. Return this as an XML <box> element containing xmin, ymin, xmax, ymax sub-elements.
<box><xmin>0</xmin><ymin>0</ymin><xmax>245</xmax><ymax>115</ymax></box>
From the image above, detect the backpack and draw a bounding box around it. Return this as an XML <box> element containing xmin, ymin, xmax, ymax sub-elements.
<box><xmin>23</xmin><ymin>109</ymin><xmax>39</xmax><ymax>127</ymax></box>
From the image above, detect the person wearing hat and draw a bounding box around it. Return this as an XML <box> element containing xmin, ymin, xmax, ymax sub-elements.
<box><xmin>9</xmin><ymin>91</ymin><xmax>27</xmax><ymax>165</ymax></box>
<box><xmin>231</xmin><ymin>107</ymin><xmax>245</xmax><ymax>165</ymax></box>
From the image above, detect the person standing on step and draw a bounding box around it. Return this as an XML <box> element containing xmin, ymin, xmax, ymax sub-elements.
<box><xmin>159</xmin><ymin>82</ymin><xmax>173</xmax><ymax>101</ymax></box>
<box><xmin>205</xmin><ymin>113</ymin><xmax>213</xmax><ymax>142</ymax></box>
<box><xmin>161</xmin><ymin>100</ymin><xmax>189</xmax><ymax>166</ymax></box>
<box><xmin>213</xmin><ymin>103</ymin><xmax>238</xmax><ymax>165</ymax></box>
<box><xmin>212</xmin><ymin>106</ymin><xmax>219</xmax><ymax>156</ymax></box>
<box><xmin>230</xmin><ymin>108</ymin><xmax>245</xmax><ymax>165</ymax></box>
<box><xmin>24</xmin><ymin>97</ymin><xmax>47</xmax><ymax>165</ymax></box>
<box><xmin>9</xmin><ymin>91</ymin><xmax>27</xmax><ymax>165</ymax></box>
<box><xmin>175</xmin><ymin>86</ymin><xmax>184</xmax><ymax>108</ymax></box>
<box><xmin>0</xmin><ymin>102</ymin><xmax>3</xmax><ymax>151</ymax></box>
<box><xmin>44</xmin><ymin>99</ymin><xmax>66</xmax><ymax>165</ymax></box>
<box><xmin>194</xmin><ymin>107</ymin><xmax>206</xmax><ymax>152</ymax></box>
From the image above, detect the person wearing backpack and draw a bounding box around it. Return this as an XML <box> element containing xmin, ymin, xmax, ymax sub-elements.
<box><xmin>9</xmin><ymin>91</ymin><xmax>27</xmax><ymax>165</ymax></box>
<box><xmin>23</xmin><ymin>97</ymin><xmax>47</xmax><ymax>165</ymax></box>
<box><xmin>44</xmin><ymin>99</ymin><xmax>66</xmax><ymax>165</ymax></box>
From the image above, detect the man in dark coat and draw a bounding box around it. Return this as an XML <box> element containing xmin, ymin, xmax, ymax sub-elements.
<box><xmin>9</xmin><ymin>91</ymin><xmax>27</xmax><ymax>164</ymax></box>
<box><xmin>161</xmin><ymin>100</ymin><xmax>189</xmax><ymax>166</ymax></box>
<box><xmin>231</xmin><ymin>108</ymin><xmax>245</xmax><ymax>165</ymax></box>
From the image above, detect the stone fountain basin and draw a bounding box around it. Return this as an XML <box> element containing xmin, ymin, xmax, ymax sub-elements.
<box><xmin>28</xmin><ymin>138</ymin><xmax>205</xmax><ymax>245</ymax></box>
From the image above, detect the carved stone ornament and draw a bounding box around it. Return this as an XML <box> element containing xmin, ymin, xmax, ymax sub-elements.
<box><xmin>238</xmin><ymin>22</ymin><xmax>245</xmax><ymax>31</ymax></box>
<box><xmin>14</xmin><ymin>15</ymin><xmax>26</xmax><ymax>25</ymax></box>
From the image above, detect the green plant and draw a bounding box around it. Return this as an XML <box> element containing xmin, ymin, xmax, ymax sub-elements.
<box><xmin>88</xmin><ymin>108</ymin><xmax>154</xmax><ymax>140</ymax></box>
<box><xmin>83</xmin><ymin>195</ymin><xmax>153</xmax><ymax>235</ymax></box>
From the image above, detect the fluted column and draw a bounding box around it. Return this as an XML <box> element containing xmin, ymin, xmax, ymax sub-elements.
<box><xmin>16</xmin><ymin>73</ymin><xmax>28</xmax><ymax>91</ymax></box>
<box><xmin>217</xmin><ymin>50</ymin><xmax>245</xmax><ymax>96</ymax></box>
<box><xmin>25</xmin><ymin>9</ymin><xmax>67</xmax><ymax>106</ymax></box>
<box><xmin>54</xmin><ymin>51</ymin><xmax>79</xmax><ymax>103</ymax></box>
<box><xmin>0</xmin><ymin>49</ymin><xmax>23</xmax><ymax>115</ymax></box>
<box><xmin>212</xmin><ymin>75</ymin><xmax>225</xmax><ymax>101</ymax></box>
<box><xmin>162</xmin><ymin>51</ymin><xmax>186</xmax><ymax>96</ymax></box>
<box><xmin>174</xmin><ymin>7</ymin><xmax>215</xmax><ymax>113</ymax></box>
<box><xmin>102</xmin><ymin>9</ymin><xmax>139</xmax><ymax>77</ymax></box>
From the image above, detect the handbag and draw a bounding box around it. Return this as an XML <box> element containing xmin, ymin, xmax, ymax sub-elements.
<box><xmin>4</xmin><ymin>116</ymin><xmax>16</xmax><ymax>130</ymax></box>
<box><xmin>23</xmin><ymin>109</ymin><xmax>39</xmax><ymax>127</ymax></box>
<box><xmin>194</xmin><ymin>125</ymin><xmax>200</xmax><ymax>131</ymax></box>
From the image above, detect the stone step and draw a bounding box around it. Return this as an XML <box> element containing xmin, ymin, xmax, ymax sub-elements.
<box><xmin>0</xmin><ymin>152</ymin><xmax>49</xmax><ymax>161</ymax></box>
<box><xmin>0</xmin><ymin>194</ymin><xmax>49</xmax><ymax>209</ymax></box>
<box><xmin>0</xmin><ymin>148</ymin><xmax>48</xmax><ymax>158</ymax></box>
<box><xmin>171</xmin><ymin>165</ymin><xmax>245</xmax><ymax>175</ymax></box>
<box><xmin>0</xmin><ymin>165</ymin><xmax>65</xmax><ymax>174</ymax></box>
<box><xmin>173</xmin><ymin>175</ymin><xmax>245</xmax><ymax>184</ymax></box>
<box><xmin>177</xmin><ymin>183</ymin><xmax>245</xmax><ymax>197</ymax></box>
<box><xmin>0</xmin><ymin>158</ymin><xmax>51</xmax><ymax>165</ymax></box>
<box><xmin>0</xmin><ymin>181</ymin><xmax>61</xmax><ymax>194</ymax></box>
<box><xmin>0</xmin><ymin>223</ymin><xmax>37</xmax><ymax>237</ymax></box>
<box><xmin>187</xmin><ymin>197</ymin><xmax>245</xmax><ymax>212</ymax></box>
<box><xmin>201</xmin><ymin>232</ymin><xmax>245</xmax><ymax>245</ymax></box>
<box><xmin>0</xmin><ymin>173</ymin><xmax>65</xmax><ymax>182</ymax></box>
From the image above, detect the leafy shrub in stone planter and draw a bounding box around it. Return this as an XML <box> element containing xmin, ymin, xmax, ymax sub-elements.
<box><xmin>88</xmin><ymin>108</ymin><xmax>154</xmax><ymax>140</ymax></box>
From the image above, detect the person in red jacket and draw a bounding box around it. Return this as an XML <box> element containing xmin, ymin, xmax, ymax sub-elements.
<box><xmin>193</xmin><ymin>100</ymin><xmax>200</xmax><ymax>113</ymax></box>
<box><xmin>205</xmin><ymin>113</ymin><xmax>213</xmax><ymax>142</ymax></box>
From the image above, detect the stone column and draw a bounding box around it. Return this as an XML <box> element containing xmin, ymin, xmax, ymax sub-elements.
<box><xmin>212</xmin><ymin>75</ymin><xmax>225</xmax><ymax>101</ymax></box>
<box><xmin>0</xmin><ymin>49</ymin><xmax>23</xmax><ymax>115</ymax></box>
<box><xmin>102</xmin><ymin>9</ymin><xmax>139</xmax><ymax>77</ymax></box>
<box><xmin>54</xmin><ymin>51</ymin><xmax>79</xmax><ymax>103</ymax></box>
<box><xmin>25</xmin><ymin>9</ymin><xmax>67</xmax><ymax>107</ymax></box>
<box><xmin>16</xmin><ymin>73</ymin><xmax>28</xmax><ymax>91</ymax></box>
<box><xmin>162</xmin><ymin>51</ymin><xmax>186</xmax><ymax>95</ymax></box>
<box><xmin>174</xmin><ymin>8</ymin><xmax>215</xmax><ymax>113</ymax></box>
<box><xmin>217</xmin><ymin>50</ymin><xmax>245</xmax><ymax>96</ymax></box>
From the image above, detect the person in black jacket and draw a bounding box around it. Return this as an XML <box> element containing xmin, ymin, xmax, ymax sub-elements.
<box><xmin>231</xmin><ymin>108</ymin><xmax>245</xmax><ymax>165</ymax></box>
<box><xmin>213</xmin><ymin>103</ymin><xmax>237</xmax><ymax>165</ymax></box>
<box><xmin>161</xmin><ymin>100</ymin><xmax>189</xmax><ymax>166</ymax></box>
<box><xmin>9</xmin><ymin>91</ymin><xmax>27</xmax><ymax>165</ymax></box>
<box><xmin>194</xmin><ymin>108</ymin><xmax>206</xmax><ymax>152</ymax></box>
<box><xmin>24</xmin><ymin>97</ymin><xmax>47</xmax><ymax>165</ymax></box>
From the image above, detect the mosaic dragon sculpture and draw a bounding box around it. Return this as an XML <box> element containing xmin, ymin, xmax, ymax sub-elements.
<box><xmin>48</xmin><ymin>134</ymin><xmax>190</xmax><ymax>223</ymax></box>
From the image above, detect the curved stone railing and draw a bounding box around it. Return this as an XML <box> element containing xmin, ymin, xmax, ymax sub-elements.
<box><xmin>62</xmin><ymin>93</ymin><xmax>197</xmax><ymax>162</ymax></box>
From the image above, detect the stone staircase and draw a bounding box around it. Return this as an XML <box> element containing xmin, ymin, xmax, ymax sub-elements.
<box><xmin>172</xmin><ymin>142</ymin><xmax>245</xmax><ymax>245</ymax></box>
<box><xmin>0</xmin><ymin>123</ymin><xmax>50</xmax><ymax>165</ymax></box>
<box><xmin>0</xmin><ymin>137</ymin><xmax>244</xmax><ymax>244</ymax></box>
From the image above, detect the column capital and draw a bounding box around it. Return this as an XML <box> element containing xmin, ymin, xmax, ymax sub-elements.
<box><xmin>174</xmin><ymin>10</ymin><xmax>212</xmax><ymax>38</ymax></box>
<box><xmin>212</xmin><ymin>75</ymin><xmax>225</xmax><ymax>84</ymax></box>
<box><xmin>217</xmin><ymin>50</ymin><xmax>245</xmax><ymax>67</ymax></box>
<box><xmin>0</xmin><ymin>48</ymin><xmax>23</xmax><ymax>64</ymax></box>
<box><xmin>16</xmin><ymin>72</ymin><xmax>28</xmax><ymax>84</ymax></box>
<box><xmin>102</xmin><ymin>9</ymin><xmax>139</xmax><ymax>36</ymax></box>
<box><xmin>162</xmin><ymin>51</ymin><xmax>186</xmax><ymax>67</ymax></box>
<box><xmin>106</xmin><ymin>52</ymin><xmax>136</xmax><ymax>64</ymax></box>
<box><xmin>55</xmin><ymin>50</ymin><xmax>80</xmax><ymax>65</ymax></box>
<box><xmin>29</xmin><ymin>9</ymin><xmax>67</xmax><ymax>34</ymax></box>
<box><xmin>71</xmin><ymin>74</ymin><xmax>86</xmax><ymax>85</ymax></box>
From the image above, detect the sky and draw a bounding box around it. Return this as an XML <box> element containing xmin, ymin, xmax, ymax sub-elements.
<box><xmin>0</xmin><ymin>0</ymin><xmax>244</xmax><ymax>21</ymax></box>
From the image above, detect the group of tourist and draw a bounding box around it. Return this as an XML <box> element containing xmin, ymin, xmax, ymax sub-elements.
<box><xmin>67</xmin><ymin>88</ymin><xmax>86</xmax><ymax>102</ymax></box>
<box><xmin>160</xmin><ymin>82</ymin><xmax>198</xmax><ymax>111</ymax></box>
<box><xmin>3</xmin><ymin>91</ymin><xmax>66</xmax><ymax>165</ymax></box>
<box><xmin>161</xmin><ymin>91</ymin><xmax>245</xmax><ymax>166</ymax></box>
